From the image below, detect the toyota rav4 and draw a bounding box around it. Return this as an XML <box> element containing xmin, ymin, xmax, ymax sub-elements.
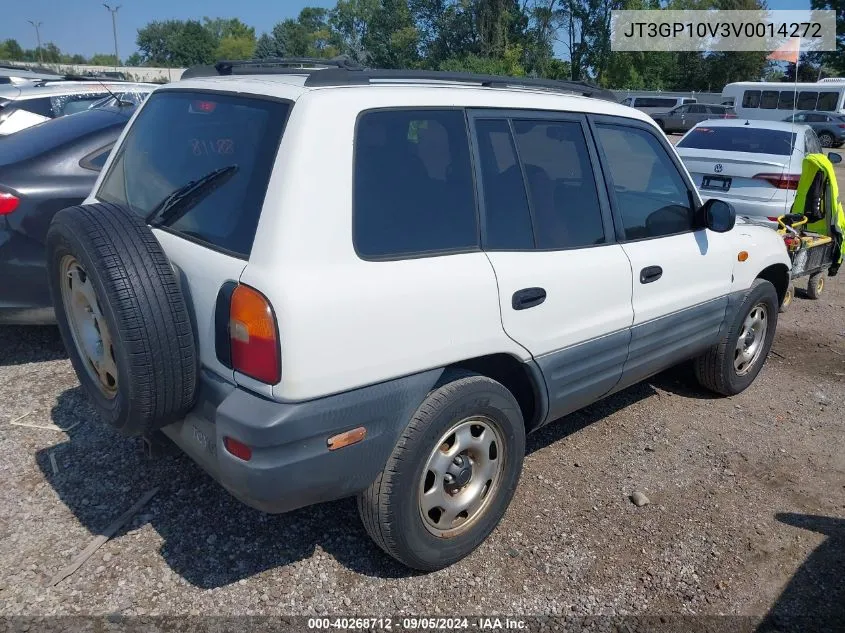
<box><xmin>44</xmin><ymin>59</ymin><xmax>792</xmax><ymax>571</ymax></box>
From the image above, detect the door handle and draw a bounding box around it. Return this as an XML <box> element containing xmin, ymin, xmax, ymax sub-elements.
<box><xmin>512</xmin><ymin>287</ymin><xmax>547</xmax><ymax>310</ymax></box>
<box><xmin>640</xmin><ymin>266</ymin><xmax>663</xmax><ymax>284</ymax></box>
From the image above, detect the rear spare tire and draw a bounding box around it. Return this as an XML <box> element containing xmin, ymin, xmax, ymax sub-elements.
<box><xmin>46</xmin><ymin>202</ymin><xmax>198</xmax><ymax>437</ymax></box>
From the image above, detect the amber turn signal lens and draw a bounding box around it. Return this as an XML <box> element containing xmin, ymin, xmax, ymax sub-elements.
<box><xmin>230</xmin><ymin>284</ymin><xmax>280</xmax><ymax>384</ymax></box>
<box><xmin>737</xmin><ymin>251</ymin><xmax>749</xmax><ymax>262</ymax></box>
<box><xmin>327</xmin><ymin>427</ymin><xmax>367</xmax><ymax>451</ymax></box>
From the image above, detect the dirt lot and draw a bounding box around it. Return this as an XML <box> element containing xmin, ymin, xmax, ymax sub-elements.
<box><xmin>0</xmin><ymin>155</ymin><xmax>843</xmax><ymax>630</ymax></box>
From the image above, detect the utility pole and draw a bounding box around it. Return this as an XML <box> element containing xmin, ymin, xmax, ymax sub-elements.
<box><xmin>103</xmin><ymin>4</ymin><xmax>121</xmax><ymax>71</ymax></box>
<box><xmin>27</xmin><ymin>20</ymin><xmax>43</xmax><ymax>63</ymax></box>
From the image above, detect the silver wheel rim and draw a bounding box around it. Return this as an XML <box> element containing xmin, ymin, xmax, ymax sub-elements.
<box><xmin>819</xmin><ymin>134</ymin><xmax>833</xmax><ymax>147</ymax></box>
<box><xmin>734</xmin><ymin>302</ymin><xmax>769</xmax><ymax>376</ymax></box>
<box><xmin>59</xmin><ymin>255</ymin><xmax>118</xmax><ymax>397</ymax></box>
<box><xmin>418</xmin><ymin>416</ymin><xmax>505</xmax><ymax>538</ymax></box>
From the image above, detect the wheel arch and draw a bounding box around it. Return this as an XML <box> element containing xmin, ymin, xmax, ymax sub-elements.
<box><xmin>447</xmin><ymin>353</ymin><xmax>549</xmax><ymax>433</ymax></box>
<box><xmin>756</xmin><ymin>263</ymin><xmax>790</xmax><ymax>306</ymax></box>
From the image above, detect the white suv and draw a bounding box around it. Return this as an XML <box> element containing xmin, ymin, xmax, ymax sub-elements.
<box><xmin>44</xmin><ymin>60</ymin><xmax>792</xmax><ymax>571</ymax></box>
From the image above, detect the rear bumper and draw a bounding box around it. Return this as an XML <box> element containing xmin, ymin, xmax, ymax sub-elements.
<box><xmin>161</xmin><ymin>367</ymin><xmax>443</xmax><ymax>514</ymax></box>
<box><xmin>699</xmin><ymin>191</ymin><xmax>794</xmax><ymax>223</ymax></box>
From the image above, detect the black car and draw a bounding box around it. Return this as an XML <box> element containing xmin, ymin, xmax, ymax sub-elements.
<box><xmin>0</xmin><ymin>105</ymin><xmax>134</xmax><ymax>324</ymax></box>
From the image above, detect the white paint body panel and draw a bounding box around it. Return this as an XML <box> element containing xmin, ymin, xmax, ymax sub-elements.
<box><xmin>622</xmin><ymin>230</ymin><xmax>736</xmax><ymax>325</ymax></box>
<box><xmin>487</xmin><ymin>247</ymin><xmax>634</xmax><ymax>355</ymax></box>
<box><xmin>81</xmin><ymin>75</ymin><xmax>791</xmax><ymax>404</ymax></box>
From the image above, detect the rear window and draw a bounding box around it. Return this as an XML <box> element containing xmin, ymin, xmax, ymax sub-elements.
<box><xmin>677</xmin><ymin>126</ymin><xmax>796</xmax><ymax>155</ymax></box>
<box><xmin>98</xmin><ymin>91</ymin><xmax>289</xmax><ymax>258</ymax></box>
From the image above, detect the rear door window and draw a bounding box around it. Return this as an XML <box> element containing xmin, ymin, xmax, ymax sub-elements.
<box><xmin>17</xmin><ymin>97</ymin><xmax>54</xmax><ymax>118</ymax></box>
<box><xmin>98</xmin><ymin>91</ymin><xmax>289</xmax><ymax>258</ymax></box>
<box><xmin>353</xmin><ymin>109</ymin><xmax>478</xmax><ymax>259</ymax></box>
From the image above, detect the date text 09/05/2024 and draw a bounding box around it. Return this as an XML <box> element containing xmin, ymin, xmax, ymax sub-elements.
<box><xmin>307</xmin><ymin>617</ymin><xmax>528</xmax><ymax>630</ymax></box>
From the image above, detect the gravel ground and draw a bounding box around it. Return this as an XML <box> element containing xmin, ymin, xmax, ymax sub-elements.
<box><xmin>0</xmin><ymin>153</ymin><xmax>843</xmax><ymax>629</ymax></box>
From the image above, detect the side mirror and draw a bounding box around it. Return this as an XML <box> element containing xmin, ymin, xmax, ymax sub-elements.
<box><xmin>828</xmin><ymin>152</ymin><xmax>842</xmax><ymax>164</ymax></box>
<box><xmin>701</xmin><ymin>198</ymin><xmax>736</xmax><ymax>233</ymax></box>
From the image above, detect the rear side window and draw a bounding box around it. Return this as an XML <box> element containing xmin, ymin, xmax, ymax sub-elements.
<box><xmin>595</xmin><ymin>124</ymin><xmax>693</xmax><ymax>240</ymax></box>
<box><xmin>778</xmin><ymin>91</ymin><xmax>796</xmax><ymax>110</ymax></box>
<box><xmin>760</xmin><ymin>91</ymin><xmax>779</xmax><ymax>109</ymax></box>
<box><xmin>682</xmin><ymin>98</ymin><xmax>696</xmax><ymax>104</ymax></box>
<box><xmin>677</xmin><ymin>126</ymin><xmax>796</xmax><ymax>155</ymax></box>
<box><xmin>797</xmin><ymin>91</ymin><xmax>818</xmax><ymax>110</ymax></box>
<box><xmin>354</xmin><ymin>109</ymin><xmax>477</xmax><ymax>259</ymax></box>
<box><xmin>98</xmin><ymin>91</ymin><xmax>289</xmax><ymax>258</ymax></box>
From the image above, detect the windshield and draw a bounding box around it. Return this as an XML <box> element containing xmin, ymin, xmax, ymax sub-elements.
<box><xmin>97</xmin><ymin>90</ymin><xmax>289</xmax><ymax>257</ymax></box>
<box><xmin>677</xmin><ymin>126</ymin><xmax>796</xmax><ymax>155</ymax></box>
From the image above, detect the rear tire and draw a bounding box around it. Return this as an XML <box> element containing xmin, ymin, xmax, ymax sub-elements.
<box><xmin>818</xmin><ymin>132</ymin><xmax>834</xmax><ymax>148</ymax></box>
<box><xmin>358</xmin><ymin>371</ymin><xmax>525</xmax><ymax>571</ymax></box>
<box><xmin>807</xmin><ymin>271</ymin><xmax>825</xmax><ymax>299</ymax></box>
<box><xmin>46</xmin><ymin>203</ymin><xmax>198</xmax><ymax>437</ymax></box>
<box><xmin>694</xmin><ymin>279</ymin><xmax>778</xmax><ymax>396</ymax></box>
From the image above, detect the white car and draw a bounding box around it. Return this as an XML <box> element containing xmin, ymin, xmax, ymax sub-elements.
<box><xmin>675</xmin><ymin>118</ymin><xmax>833</xmax><ymax>224</ymax></box>
<box><xmin>42</xmin><ymin>61</ymin><xmax>791</xmax><ymax>571</ymax></box>
<box><xmin>0</xmin><ymin>80</ymin><xmax>156</xmax><ymax>136</ymax></box>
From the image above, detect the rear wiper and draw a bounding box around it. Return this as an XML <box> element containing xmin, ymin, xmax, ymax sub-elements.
<box><xmin>145</xmin><ymin>165</ymin><xmax>238</xmax><ymax>228</ymax></box>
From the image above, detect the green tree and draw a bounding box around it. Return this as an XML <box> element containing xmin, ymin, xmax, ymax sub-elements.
<box><xmin>202</xmin><ymin>17</ymin><xmax>256</xmax><ymax>40</ymax></box>
<box><xmin>124</xmin><ymin>52</ymin><xmax>144</xmax><ymax>66</ymax></box>
<box><xmin>254</xmin><ymin>33</ymin><xmax>281</xmax><ymax>58</ymax></box>
<box><xmin>332</xmin><ymin>0</ymin><xmax>419</xmax><ymax>68</ymax></box>
<box><xmin>89</xmin><ymin>53</ymin><xmax>119</xmax><ymax>66</ymax></box>
<box><xmin>137</xmin><ymin>20</ymin><xmax>217</xmax><ymax>66</ymax></box>
<box><xmin>0</xmin><ymin>39</ymin><xmax>24</xmax><ymax>60</ymax></box>
<box><xmin>810</xmin><ymin>0</ymin><xmax>844</xmax><ymax>75</ymax></box>
<box><xmin>218</xmin><ymin>36</ymin><xmax>256</xmax><ymax>60</ymax></box>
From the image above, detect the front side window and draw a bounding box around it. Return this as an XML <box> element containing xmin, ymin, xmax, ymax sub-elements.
<box><xmin>595</xmin><ymin>124</ymin><xmax>694</xmax><ymax>240</ymax></box>
<box><xmin>511</xmin><ymin>119</ymin><xmax>604</xmax><ymax>249</ymax></box>
<box><xmin>688</xmin><ymin>105</ymin><xmax>707</xmax><ymax>114</ymax></box>
<box><xmin>98</xmin><ymin>90</ymin><xmax>289</xmax><ymax>257</ymax></box>
<box><xmin>354</xmin><ymin>109</ymin><xmax>477</xmax><ymax>259</ymax></box>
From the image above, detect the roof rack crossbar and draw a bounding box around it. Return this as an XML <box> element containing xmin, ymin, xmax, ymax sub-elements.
<box><xmin>215</xmin><ymin>57</ymin><xmax>361</xmax><ymax>74</ymax></box>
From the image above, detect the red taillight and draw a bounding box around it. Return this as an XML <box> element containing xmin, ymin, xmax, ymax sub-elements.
<box><xmin>223</xmin><ymin>436</ymin><xmax>252</xmax><ymax>461</ymax></box>
<box><xmin>229</xmin><ymin>284</ymin><xmax>280</xmax><ymax>384</ymax></box>
<box><xmin>767</xmin><ymin>216</ymin><xmax>780</xmax><ymax>222</ymax></box>
<box><xmin>724</xmin><ymin>113</ymin><xmax>737</xmax><ymax>118</ymax></box>
<box><xmin>0</xmin><ymin>192</ymin><xmax>19</xmax><ymax>215</ymax></box>
<box><xmin>838</xmin><ymin>124</ymin><xmax>845</xmax><ymax>129</ymax></box>
<box><xmin>754</xmin><ymin>173</ymin><xmax>800</xmax><ymax>190</ymax></box>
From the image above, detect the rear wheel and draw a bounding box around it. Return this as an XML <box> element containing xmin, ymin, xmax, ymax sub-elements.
<box><xmin>358</xmin><ymin>371</ymin><xmax>525</xmax><ymax>571</ymax></box>
<box><xmin>818</xmin><ymin>132</ymin><xmax>834</xmax><ymax>148</ymax></box>
<box><xmin>694</xmin><ymin>279</ymin><xmax>778</xmax><ymax>396</ymax></box>
<box><xmin>807</xmin><ymin>271</ymin><xmax>825</xmax><ymax>299</ymax></box>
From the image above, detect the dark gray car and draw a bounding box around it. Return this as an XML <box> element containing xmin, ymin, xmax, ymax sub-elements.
<box><xmin>781</xmin><ymin>111</ymin><xmax>845</xmax><ymax>148</ymax></box>
<box><xmin>0</xmin><ymin>105</ymin><xmax>134</xmax><ymax>324</ymax></box>
<box><xmin>651</xmin><ymin>104</ymin><xmax>735</xmax><ymax>134</ymax></box>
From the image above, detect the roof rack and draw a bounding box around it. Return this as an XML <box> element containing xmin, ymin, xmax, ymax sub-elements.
<box><xmin>180</xmin><ymin>57</ymin><xmax>616</xmax><ymax>102</ymax></box>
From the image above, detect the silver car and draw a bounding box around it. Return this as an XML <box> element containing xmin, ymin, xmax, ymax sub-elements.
<box><xmin>675</xmin><ymin>119</ymin><xmax>838</xmax><ymax>223</ymax></box>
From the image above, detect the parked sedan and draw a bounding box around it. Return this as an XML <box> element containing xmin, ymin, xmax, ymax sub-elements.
<box><xmin>675</xmin><ymin>119</ymin><xmax>837</xmax><ymax>223</ymax></box>
<box><xmin>651</xmin><ymin>103</ymin><xmax>735</xmax><ymax>134</ymax></box>
<box><xmin>781</xmin><ymin>111</ymin><xmax>845</xmax><ymax>148</ymax></box>
<box><xmin>0</xmin><ymin>105</ymin><xmax>135</xmax><ymax>324</ymax></box>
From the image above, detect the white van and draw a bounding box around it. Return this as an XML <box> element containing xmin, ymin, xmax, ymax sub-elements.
<box><xmin>723</xmin><ymin>81</ymin><xmax>845</xmax><ymax>122</ymax></box>
<box><xmin>619</xmin><ymin>95</ymin><xmax>697</xmax><ymax>114</ymax></box>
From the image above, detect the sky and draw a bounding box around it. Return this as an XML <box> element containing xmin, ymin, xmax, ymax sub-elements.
<box><xmin>0</xmin><ymin>0</ymin><xmax>814</xmax><ymax>61</ymax></box>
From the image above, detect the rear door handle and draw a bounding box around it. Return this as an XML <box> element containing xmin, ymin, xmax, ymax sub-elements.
<box><xmin>512</xmin><ymin>287</ymin><xmax>547</xmax><ymax>310</ymax></box>
<box><xmin>640</xmin><ymin>266</ymin><xmax>663</xmax><ymax>284</ymax></box>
